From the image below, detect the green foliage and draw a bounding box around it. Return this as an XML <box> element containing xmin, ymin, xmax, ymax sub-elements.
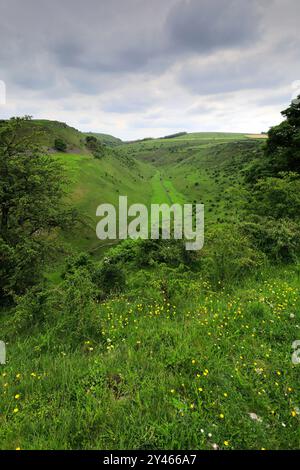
<box><xmin>62</xmin><ymin>252</ymin><xmax>95</xmax><ymax>279</ymax></box>
<box><xmin>200</xmin><ymin>225</ymin><xmax>265</xmax><ymax>286</ymax></box>
<box><xmin>85</xmin><ymin>135</ymin><xmax>106</xmax><ymax>158</ymax></box>
<box><xmin>0</xmin><ymin>237</ymin><xmax>51</xmax><ymax>301</ymax></box>
<box><xmin>252</xmin><ymin>173</ymin><xmax>300</xmax><ymax>219</ymax></box>
<box><xmin>241</xmin><ymin>217</ymin><xmax>300</xmax><ymax>262</ymax></box>
<box><xmin>242</xmin><ymin>101</ymin><xmax>300</xmax><ymax>266</ymax></box>
<box><xmin>59</xmin><ymin>269</ymin><xmax>100</xmax><ymax>341</ymax></box>
<box><xmin>84</xmin><ymin>132</ymin><xmax>122</xmax><ymax>147</ymax></box>
<box><xmin>246</xmin><ymin>97</ymin><xmax>300</xmax><ymax>182</ymax></box>
<box><xmin>104</xmin><ymin>238</ymin><xmax>197</xmax><ymax>270</ymax></box>
<box><xmin>54</xmin><ymin>138</ymin><xmax>67</xmax><ymax>152</ymax></box>
<box><xmin>11</xmin><ymin>268</ymin><xmax>100</xmax><ymax>344</ymax></box>
<box><xmin>266</xmin><ymin>100</ymin><xmax>300</xmax><ymax>173</ymax></box>
<box><xmin>102</xmin><ymin>239</ymin><xmax>140</xmax><ymax>264</ymax></box>
<box><xmin>0</xmin><ymin>117</ymin><xmax>72</xmax><ymax>300</ymax></box>
<box><xmin>93</xmin><ymin>261</ymin><xmax>126</xmax><ymax>295</ymax></box>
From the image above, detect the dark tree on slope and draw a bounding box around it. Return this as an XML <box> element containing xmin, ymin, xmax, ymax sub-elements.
<box><xmin>54</xmin><ymin>138</ymin><xmax>67</xmax><ymax>152</ymax></box>
<box><xmin>242</xmin><ymin>98</ymin><xmax>300</xmax><ymax>261</ymax></box>
<box><xmin>266</xmin><ymin>97</ymin><xmax>300</xmax><ymax>173</ymax></box>
<box><xmin>246</xmin><ymin>96</ymin><xmax>300</xmax><ymax>183</ymax></box>
<box><xmin>85</xmin><ymin>136</ymin><xmax>106</xmax><ymax>158</ymax></box>
<box><xmin>0</xmin><ymin>117</ymin><xmax>73</xmax><ymax>301</ymax></box>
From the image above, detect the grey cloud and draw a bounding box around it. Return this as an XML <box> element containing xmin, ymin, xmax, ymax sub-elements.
<box><xmin>46</xmin><ymin>0</ymin><xmax>174</xmax><ymax>75</ymax></box>
<box><xmin>0</xmin><ymin>0</ymin><xmax>300</xmax><ymax>138</ymax></box>
<box><xmin>0</xmin><ymin>0</ymin><xmax>262</xmax><ymax>89</ymax></box>
<box><xmin>166</xmin><ymin>0</ymin><xmax>261</xmax><ymax>54</ymax></box>
<box><xmin>178</xmin><ymin>53</ymin><xmax>292</xmax><ymax>95</ymax></box>
<box><xmin>101</xmin><ymin>98</ymin><xmax>154</xmax><ymax>114</ymax></box>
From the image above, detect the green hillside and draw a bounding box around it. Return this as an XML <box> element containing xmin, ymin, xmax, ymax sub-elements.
<box><xmin>31</xmin><ymin>119</ymin><xmax>86</xmax><ymax>151</ymax></box>
<box><xmin>54</xmin><ymin>150</ymin><xmax>154</xmax><ymax>255</ymax></box>
<box><xmin>9</xmin><ymin>119</ymin><xmax>122</xmax><ymax>152</ymax></box>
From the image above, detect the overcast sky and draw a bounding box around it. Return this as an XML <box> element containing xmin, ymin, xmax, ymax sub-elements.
<box><xmin>0</xmin><ymin>0</ymin><xmax>300</xmax><ymax>140</ymax></box>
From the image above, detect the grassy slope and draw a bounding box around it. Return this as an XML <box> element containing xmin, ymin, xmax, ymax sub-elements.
<box><xmin>1</xmin><ymin>132</ymin><xmax>299</xmax><ymax>450</ymax></box>
<box><xmin>1</xmin><ymin>265</ymin><xmax>299</xmax><ymax>449</ymax></box>
<box><xmin>31</xmin><ymin>119</ymin><xmax>86</xmax><ymax>151</ymax></box>
<box><xmin>53</xmin><ymin>151</ymin><xmax>155</xmax><ymax>256</ymax></box>
<box><xmin>26</xmin><ymin>119</ymin><xmax>122</xmax><ymax>150</ymax></box>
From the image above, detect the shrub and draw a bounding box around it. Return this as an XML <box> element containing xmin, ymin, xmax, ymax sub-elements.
<box><xmin>62</xmin><ymin>252</ymin><xmax>95</xmax><ymax>279</ymax></box>
<box><xmin>252</xmin><ymin>173</ymin><xmax>300</xmax><ymax>219</ymax></box>
<box><xmin>135</xmin><ymin>238</ymin><xmax>197</xmax><ymax>268</ymax></box>
<box><xmin>54</xmin><ymin>138</ymin><xmax>67</xmax><ymax>152</ymax></box>
<box><xmin>93</xmin><ymin>262</ymin><xmax>126</xmax><ymax>295</ymax></box>
<box><xmin>241</xmin><ymin>217</ymin><xmax>300</xmax><ymax>262</ymax></box>
<box><xmin>85</xmin><ymin>136</ymin><xmax>106</xmax><ymax>158</ymax></box>
<box><xmin>103</xmin><ymin>239</ymin><xmax>140</xmax><ymax>265</ymax></box>
<box><xmin>12</xmin><ymin>269</ymin><xmax>101</xmax><ymax>344</ymax></box>
<box><xmin>200</xmin><ymin>225</ymin><xmax>265</xmax><ymax>286</ymax></box>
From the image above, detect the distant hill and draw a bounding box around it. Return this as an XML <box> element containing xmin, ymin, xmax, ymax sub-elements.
<box><xmin>11</xmin><ymin>119</ymin><xmax>122</xmax><ymax>152</ymax></box>
<box><xmin>30</xmin><ymin>119</ymin><xmax>86</xmax><ymax>152</ymax></box>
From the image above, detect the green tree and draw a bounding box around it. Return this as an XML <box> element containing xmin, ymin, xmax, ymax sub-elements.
<box><xmin>0</xmin><ymin>117</ymin><xmax>73</xmax><ymax>300</ymax></box>
<box><xmin>246</xmin><ymin>96</ymin><xmax>300</xmax><ymax>183</ymax></box>
<box><xmin>93</xmin><ymin>261</ymin><xmax>126</xmax><ymax>295</ymax></box>
<box><xmin>85</xmin><ymin>136</ymin><xmax>106</xmax><ymax>158</ymax></box>
<box><xmin>267</xmin><ymin>95</ymin><xmax>300</xmax><ymax>172</ymax></box>
<box><xmin>200</xmin><ymin>225</ymin><xmax>265</xmax><ymax>286</ymax></box>
<box><xmin>253</xmin><ymin>172</ymin><xmax>300</xmax><ymax>219</ymax></box>
<box><xmin>54</xmin><ymin>138</ymin><xmax>67</xmax><ymax>152</ymax></box>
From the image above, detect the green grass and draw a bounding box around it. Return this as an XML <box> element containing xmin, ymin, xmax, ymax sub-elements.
<box><xmin>1</xmin><ymin>266</ymin><xmax>299</xmax><ymax>450</ymax></box>
<box><xmin>53</xmin><ymin>152</ymin><xmax>155</xmax><ymax>254</ymax></box>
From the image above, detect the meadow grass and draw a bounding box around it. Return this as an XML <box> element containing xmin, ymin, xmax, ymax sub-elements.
<box><xmin>1</xmin><ymin>266</ymin><xmax>299</xmax><ymax>450</ymax></box>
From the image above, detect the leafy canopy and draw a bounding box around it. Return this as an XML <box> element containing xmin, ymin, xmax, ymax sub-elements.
<box><xmin>0</xmin><ymin>117</ymin><xmax>73</xmax><ymax>299</ymax></box>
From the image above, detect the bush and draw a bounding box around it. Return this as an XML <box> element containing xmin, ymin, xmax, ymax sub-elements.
<box><xmin>54</xmin><ymin>138</ymin><xmax>67</xmax><ymax>152</ymax></box>
<box><xmin>136</xmin><ymin>238</ymin><xmax>197</xmax><ymax>268</ymax></box>
<box><xmin>252</xmin><ymin>173</ymin><xmax>300</xmax><ymax>219</ymax></box>
<box><xmin>93</xmin><ymin>262</ymin><xmax>126</xmax><ymax>295</ymax></box>
<box><xmin>102</xmin><ymin>238</ymin><xmax>197</xmax><ymax>270</ymax></box>
<box><xmin>12</xmin><ymin>269</ymin><xmax>101</xmax><ymax>344</ymax></box>
<box><xmin>85</xmin><ymin>136</ymin><xmax>106</xmax><ymax>158</ymax></box>
<box><xmin>0</xmin><ymin>236</ymin><xmax>48</xmax><ymax>301</ymax></box>
<box><xmin>62</xmin><ymin>253</ymin><xmax>95</xmax><ymax>279</ymax></box>
<box><xmin>241</xmin><ymin>217</ymin><xmax>300</xmax><ymax>262</ymax></box>
<box><xmin>200</xmin><ymin>225</ymin><xmax>265</xmax><ymax>286</ymax></box>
